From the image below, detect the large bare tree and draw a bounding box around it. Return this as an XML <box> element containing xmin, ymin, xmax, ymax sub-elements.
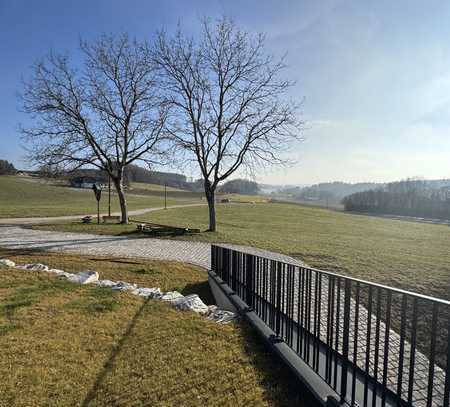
<box><xmin>155</xmin><ymin>17</ymin><xmax>303</xmax><ymax>231</ymax></box>
<box><xmin>21</xmin><ymin>35</ymin><xmax>168</xmax><ymax>223</ymax></box>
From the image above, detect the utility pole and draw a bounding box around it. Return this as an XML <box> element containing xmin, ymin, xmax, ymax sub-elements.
<box><xmin>92</xmin><ymin>184</ymin><xmax>102</xmax><ymax>224</ymax></box>
<box><xmin>164</xmin><ymin>182</ymin><xmax>167</xmax><ymax>210</ymax></box>
<box><xmin>108</xmin><ymin>175</ymin><xmax>111</xmax><ymax>217</ymax></box>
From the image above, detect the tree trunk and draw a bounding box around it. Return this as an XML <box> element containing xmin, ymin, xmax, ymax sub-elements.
<box><xmin>113</xmin><ymin>175</ymin><xmax>129</xmax><ymax>224</ymax></box>
<box><xmin>205</xmin><ymin>184</ymin><xmax>216</xmax><ymax>232</ymax></box>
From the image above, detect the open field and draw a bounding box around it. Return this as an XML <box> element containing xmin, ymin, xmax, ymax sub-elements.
<box><xmin>130</xmin><ymin>182</ymin><xmax>186</xmax><ymax>192</ymax></box>
<box><xmin>129</xmin><ymin>183</ymin><xmax>268</xmax><ymax>203</ymax></box>
<box><xmin>0</xmin><ymin>176</ymin><xmax>267</xmax><ymax>218</ymax></box>
<box><xmin>35</xmin><ymin>202</ymin><xmax>450</xmax><ymax>301</ymax></box>
<box><xmin>0</xmin><ymin>248</ymin><xmax>312</xmax><ymax>406</ymax></box>
<box><xmin>0</xmin><ymin>176</ymin><xmax>196</xmax><ymax>218</ymax></box>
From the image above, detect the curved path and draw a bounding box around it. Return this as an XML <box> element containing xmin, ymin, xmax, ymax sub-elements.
<box><xmin>0</xmin><ymin>203</ymin><xmax>207</xmax><ymax>225</ymax></box>
<box><xmin>0</xmin><ymin>226</ymin><xmax>302</xmax><ymax>269</ymax></box>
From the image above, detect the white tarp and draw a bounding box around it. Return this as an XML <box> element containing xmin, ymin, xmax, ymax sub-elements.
<box><xmin>1</xmin><ymin>258</ymin><xmax>237</xmax><ymax>324</ymax></box>
<box><xmin>0</xmin><ymin>259</ymin><xmax>15</xmax><ymax>267</ymax></box>
<box><xmin>171</xmin><ymin>294</ymin><xmax>209</xmax><ymax>314</ymax></box>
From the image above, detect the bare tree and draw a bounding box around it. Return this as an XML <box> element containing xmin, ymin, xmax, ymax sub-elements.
<box><xmin>155</xmin><ymin>17</ymin><xmax>303</xmax><ymax>231</ymax></box>
<box><xmin>21</xmin><ymin>34</ymin><xmax>168</xmax><ymax>223</ymax></box>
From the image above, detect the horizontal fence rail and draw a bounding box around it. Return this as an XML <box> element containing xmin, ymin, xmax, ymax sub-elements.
<box><xmin>211</xmin><ymin>245</ymin><xmax>450</xmax><ymax>407</ymax></box>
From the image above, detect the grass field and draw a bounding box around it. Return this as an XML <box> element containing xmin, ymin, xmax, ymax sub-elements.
<box><xmin>0</xmin><ymin>175</ymin><xmax>267</xmax><ymax>218</ymax></box>
<box><xmin>0</xmin><ymin>249</ymin><xmax>313</xmax><ymax>406</ymax></box>
<box><xmin>129</xmin><ymin>182</ymin><xmax>267</xmax><ymax>203</ymax></box>
<box><xmin>130</xmin><ymin>182</ymin><xmax>186</xmax><ymax>192</ymax></box>
<box><xmin>35</xmin><ymin>202</ymin><xmax>450</xmax><ymax>301</ymax></box>
<box><xmin>0</xmin><ymin>176</ymin><xmax>196</xmax><ymax>218</ymax></box>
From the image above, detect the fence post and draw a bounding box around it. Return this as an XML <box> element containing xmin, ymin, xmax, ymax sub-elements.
<box><xmin>275</xmin><ymin>262</ymin><xmax>282</xmax><ymax>338</ymax></box>
<box><xmin>340</xmin><ymin>279</ymin><xmax>351</xmax><ymax>404</ymax></box>
<box><xmin>245</xmin><ymin>254</ymin><xmax>254</xmax><ymax>308</ymax></box>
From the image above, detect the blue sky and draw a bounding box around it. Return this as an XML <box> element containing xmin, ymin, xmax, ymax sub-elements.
<box><xmin>1</xmin><ymin>0</ymin><xmax>450</xmax><ymax>184</ymax></box>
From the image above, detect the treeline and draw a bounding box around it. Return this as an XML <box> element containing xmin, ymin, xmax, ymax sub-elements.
<box><xmin>219</xmin><ymin>179</ymin><xmax>260</xmax><ymax>195</ymax></box>
<box><xmin>0</xmin><ymin>160</ymin><xmax>17</xmax><ymax>175</ymax></box>
<box><xmin>282</xmin><ymin>182</ymin><xmax>383</xmax><ymax>206</ymax></box>
<box><xmin>38</xmin><ymin>164</ymin><xmax>190</xmax><ymax>190</ymax></box>
<box><xmin>124</xmin><ymin>165</ymin><xmax>188</xmax><ymax>188</ymax></box>
<box><xmin>342</xmin><ymin>179</ymin><xmax>450</xmax><ymax>220</ymax></box>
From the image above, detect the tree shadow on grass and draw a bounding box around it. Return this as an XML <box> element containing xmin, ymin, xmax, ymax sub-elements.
<box><xmin>79</xmin><ymin>292</ymin><xmax>317</xmax><ymax>407</ymax></box>
<box><xmin>81</xmin><ymin>296</ymin><xmax>152</xmax><ymax>407</ymax></box>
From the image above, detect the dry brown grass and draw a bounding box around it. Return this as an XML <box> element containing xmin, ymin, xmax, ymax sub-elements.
<box><xmin>0</xmin><ymin>249</ymin><xmax>314</xmax><ymax>407</ymax></box>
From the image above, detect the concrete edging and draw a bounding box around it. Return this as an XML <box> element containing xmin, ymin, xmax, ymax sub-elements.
<box><xmin>208</xmin><ymin>270</ymin><xmax>340</xmax><ymax>406</ymax></box>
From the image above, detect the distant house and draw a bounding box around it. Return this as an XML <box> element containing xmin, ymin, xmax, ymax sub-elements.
<box><xmin>70</xmin><ymin>176</ymin><xmax>99</xmax><ymax>189</ymax></box>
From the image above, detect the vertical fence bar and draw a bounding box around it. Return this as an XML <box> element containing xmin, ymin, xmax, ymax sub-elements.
<box><xmin>313</xmin><ymin>270</ymin><xmax>319</xmax><ymax>371</ymax></box>
<box><xmin>281</xmin><ymin>263</ymin><xmax>286</xmax><ymax>340</ymax></box>
<box><xmin>296</xmin><ymin>268</ymin><xmax>301</xmax><ymax>355</ymax></box>
<box><xmin>316</xmin><ymin>273</ymin><xmax>322</xmax><ymax>373</ymax></box>
<box><xmin>397</xmin><ymin>294</ymin><xmax>407</xmax><ymax>400</ymax></box>
<box><xmin>275</xmin><ymin>262</ymin><xmax>282</xmax><ymax>337</ymax></box>
<box><xmin>407</xmin><ymin>297</ymin><xmax>418</xmax><ymax>405</ymax></box>
<box><xmin>306</xmin><ymin>269</ymin><xmax>313</xmax><ymax>363</ymax></box>
<box><xmin>364</xmin><ymin>286</ymin><xmax>373</xmax><ymax>407</ymax></box>
<box><xmin>245</xmin><ymin>254</ymin><xmax>253</xmax><ymax>309</ymax></box>
<box><xmin>333</xmin><ymin>278</ymin><xmax>341</xmax><ymax>390</ymax></box>
<box><xmin>381</xmin><ymin>291</ymin><xmax>392</xmax><ymax>407</ymax></box>
<box><xmin>325</xmin><ymin>275</ymin><xmax>332</xmax><ymax>383</ymax></box>
<box><xmin>300</xmin><ymin>267</ymin><xmax>306</xmax><ymax>356</ymax></box>
<box><xmin>304</xmin><ymin>268</ymin><xmax>310</xmax><ymax>362</ymax></box>
<box><xmin>340</xmin><ymin>279</ymin><xmax>351</xmax><ymax>404</ymax></box>
<box><xmin>372</xmin><ymin>288</ymin><xmax>382</xmax><ymax>407</ymax></box>
<box><xmin>351</xmin><ymin>282</ymin><xmax>360</xmax><ymax>407</ymax></box>
<box><xmin>290</xmin><ymin>266</ymin><xmax>295</xmax><ymax>347</ymax></box>
<box><xmin>426</xmin><ymin>302</ymin><xmax>438</xmax><ymax>407</ymax></box>
<box><xmin>326</xmin><ymin>276</ymin><xmax>335</xmax><ymax>384</ymax></box>
<box><xmin>444</xmin><ymin>313</ymin><xmax>450</xmax><ymax>407</ymax></box>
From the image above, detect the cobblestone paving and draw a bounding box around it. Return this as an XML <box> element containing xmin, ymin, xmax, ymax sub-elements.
<box><xmin>0</xmin><ymin>227</ymin><xmax>304</xmax><ymax>270</ymax></box>
<box><xmin>0</xmin><ymin>226</ymin><xmax>446</xmax><ymax>406</ymax></box>
<box><xmin>0</xmin><ymin>226</ymin><xmax>212</xmax><ymax>267</ymax></box>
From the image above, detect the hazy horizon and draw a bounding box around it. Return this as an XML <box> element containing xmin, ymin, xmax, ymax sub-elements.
<box><xmin>2</xmin><ymin>0</ymin><xmax>450</xmax><ymax>185</ymax></box>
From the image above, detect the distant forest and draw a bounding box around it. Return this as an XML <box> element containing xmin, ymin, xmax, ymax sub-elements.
<box><xmin>342</xmin><ymin>179</ymin><xmax>450</xmax><ymax>220</ymax></box>
<box><xmin>280</xmin><ymin>182</ymin><xmax>384</xmax><ymax>206</ymax></box>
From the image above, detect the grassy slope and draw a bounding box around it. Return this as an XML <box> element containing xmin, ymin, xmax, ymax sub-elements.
<box><xmin>0</xmin><ymin>176</ymin><xmax>195</xmax><ymax>218</ymax></box>
<box><xmin>130</xmin><ymin>182</ymin><xmax>185</xmax><ymax>192</ymax></box>
<box><xmin>0</xmin><ymin>249</ymin><xmax>312</xmax><ymax>407</ymax></box>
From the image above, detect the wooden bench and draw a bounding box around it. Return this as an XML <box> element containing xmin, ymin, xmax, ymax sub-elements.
<box><xmin>132</xmin><ymin>220</ymin><xmax>200</xmax><ymax>236</ymax></box>
<box><xmin>102</xmin><ymin>215</ymin><xmax>121</xmax><ymax>223</ymax></box>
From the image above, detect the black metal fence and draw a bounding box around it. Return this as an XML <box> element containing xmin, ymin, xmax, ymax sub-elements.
<box><xmin>211</xmin><ymin>245</ymin><xmax>450</xmax><ymax>407</ymax></box>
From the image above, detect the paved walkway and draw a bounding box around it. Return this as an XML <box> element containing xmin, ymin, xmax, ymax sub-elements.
<box><xmin>0</xmin><ymin>203</ymin><xmax>207</xmax><ymax>225</ymax></box>
<box><xmin>0</xmin><ymin>226</ymin><xmax>211</xmax><ymax>267</ymax></box>
<box><xmin>0</xmin><ymin>226</ymin><xmax>301</xmax><ymax>269</ymax></box>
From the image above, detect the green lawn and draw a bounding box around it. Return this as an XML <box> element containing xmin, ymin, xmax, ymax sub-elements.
<box><xmin>129</xmin><ymin>181</ymin><xmax>267</xmax><ymax>203</ymax></box>
<box><xmin>0</xmin><ymin>249</ymin><xmax>312</xmax><ymax>406</ymax></box>
<box><xmin>0</xmin><ymin>176</ymin><xmax>195</xmax><ymax>218</ymax></box>
<box><xmin>130</xmin><ymin>182</ymin><xmax>186</xmax><ymax>192</ymax></box>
